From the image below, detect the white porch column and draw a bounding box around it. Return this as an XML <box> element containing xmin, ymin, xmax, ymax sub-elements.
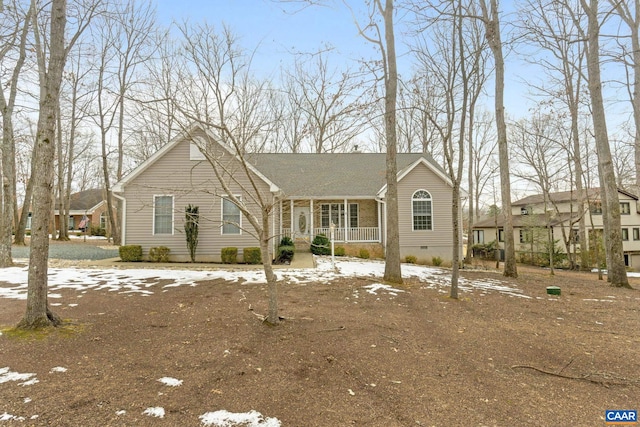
<box><xmin>279</xmin><ymin>199</ymin><xmax>283</xmax><ymax>239</ymax></box>
<box><xmin>310</xmin><ymin>199</ymin><xmax>314</xmax><ymax>239</ymax></box>
<box><xmin>376</xmin><ymin>200</ymin><xmax>382</xmax><ymax>243</ymax></box>
<box><xmin>290</xmin><ymin>199</ymin><xmax>294</xmax><ymax>239</ymax></box>
<box><xmin>344</xmin><ymin>198</ymin><xmax>349</xmax><ymax>243</ymax></box>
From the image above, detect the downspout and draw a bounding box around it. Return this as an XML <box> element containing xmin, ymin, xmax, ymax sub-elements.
<box><xmin>112</xmin><ymin>192</ymin><xmax>126</xmax><ymax>246</ymax></box>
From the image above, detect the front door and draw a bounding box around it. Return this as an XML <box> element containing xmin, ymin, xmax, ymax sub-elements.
<box><xmin>293</xmin><ymin>206</ymin><xmax>311</xmax><ymax>240</ymax></box>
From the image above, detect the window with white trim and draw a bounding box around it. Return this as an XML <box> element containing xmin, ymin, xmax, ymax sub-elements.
<box><xmin>100</xmin><ymin>212</ymin><xmax>108</xmax><ymax>230</ymax></box>
<box><xmin>153</xmin><ymin>195</ymin><xmax>174</xmax><ymax>234</ymax></box>
<box><xmin>321</xmin><ymin>203</ymin><xmax>358</xmax><ymax>228</ymax></box>
<box><xmin>412</xmin><ymin>190</ymin><xmax>432</xmax><ymax>231</ymax></box>
<box><xmin>222</xmin><ymin>197</ymin><xmax>241</xmax><ymax>234</ymax></box>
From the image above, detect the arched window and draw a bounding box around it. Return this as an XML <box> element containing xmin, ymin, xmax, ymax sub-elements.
<box><xmin>412</xmin><ymin>190</ymin><xmax>432</xmax><ymax>231</ymax></box>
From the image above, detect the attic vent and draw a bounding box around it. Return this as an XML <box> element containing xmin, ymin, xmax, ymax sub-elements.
<box><xmin>190</xmin><ymin>142</ymin><xmax>206</xmax><ymax>160</ymax></box>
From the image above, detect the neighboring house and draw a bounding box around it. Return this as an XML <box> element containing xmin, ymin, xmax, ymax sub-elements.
<box><xmin>52</xmin><ymin>188</ymin><xmax>112</xmax><ymax>232</ymax></box>
<box><xmin>113</xmin><ymin>125</ymin><xmax>462</xmax><ymax>263</ymax></box>
<box><xmin>472</xmin><ymin>188</ymin><xmax>640</xmax><ymax>267</ymax></box>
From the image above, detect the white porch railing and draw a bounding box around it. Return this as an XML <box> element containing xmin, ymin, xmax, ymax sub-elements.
<box><xmin>313</xmin><ymin>227</ymin><xmax>380</xmax><ymax>243</ymax></box>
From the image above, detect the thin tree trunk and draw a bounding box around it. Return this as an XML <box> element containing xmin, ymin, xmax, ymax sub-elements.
<box><xmin>480</xmin><ymin>0</ymin><xmax>517</xmax><ymax>278</ymax></box>
<box><xmin>382</xmin><ymin>0</ymin><xmax>402</xmax><ymax>285</ymax></box>
<box><xmin>14</xmin><ymin>144</ymin><xmax>37</xmax><ymax>246</ymax></box>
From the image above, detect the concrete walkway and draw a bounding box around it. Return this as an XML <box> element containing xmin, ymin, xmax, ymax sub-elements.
<box><xmin>76</xmin><ymin>250</ymin><xmax>316</xmax><ymax>270</ymax></box>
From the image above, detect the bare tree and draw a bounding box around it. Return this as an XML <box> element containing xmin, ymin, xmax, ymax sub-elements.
<box><xmin>18</xmin><ymin>0</ymin><xmax>99</xmax><ymax>329</ymax></box>
<box><xmin>609</xmin><ymin>0</ymin><xmax>640</xmax><ymax>190</ymax></box>
<box><xmin>578</xmin><ymin>0</ymin><xmax>630</xmax><ymax>287</ymax></box>
<box><xmin>18</xmin><ymin>0</ymin><xmax>68</xmax><ymax>329</ymax></box>
<box><xmin>478</xmin><ymin>0</ymin><xmax>518</xmax><ymax>277</ymax></box>
<box><xmin>0</xmin><ymin>0</ymin><xmax>33</xmax><ymax>266</ymax></box>
<box><xmin>358</xmin><ymin>0</ymin><xmax>403</xmax><ymax>284</ymax></box>
<box><xmin>285</xmin><ymin>51</ymin><xmax>367</xmax><ymax>153</ymax></box>
<box><xmin>173</xmin><ymin>23</ymin><xmax>283</xmax><ymax>324</ymax></box>
<box><xmin>411</xmin><ymin>0</ymin><xmax>487</xmax><ymax>297</ymax></box>
<box><xmin>519</xmin><ymin>0</ymin><xmax>591</xmax><ymax>269</ymax></box>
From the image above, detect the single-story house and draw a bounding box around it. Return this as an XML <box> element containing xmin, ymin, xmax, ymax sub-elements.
<box><xmin>24</xmin><ymin>188</ymin><xmax>113</xmax><ymax>233</ymax></box>
<box><xmin>113</xmin><ymin>125</ymin><xmax>462</xmax><ymax>263</ymax></box>
<box><xmin>53</xmin><ymin>188</ymin><xmax>112</xmax><ymax>232</ymax></box>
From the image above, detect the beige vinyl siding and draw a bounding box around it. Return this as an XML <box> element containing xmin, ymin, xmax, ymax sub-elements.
<box><xmin>397</xmin><ymin>162</ymin><xmax>458</xmax><ymax>260</ymax></box>
<box><xmin>122</xmin><ymin>134</ymin><xmax>274</xmax><ymax>262</ymax></box>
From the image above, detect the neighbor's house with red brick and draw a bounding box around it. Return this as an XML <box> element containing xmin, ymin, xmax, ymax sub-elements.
<box><xmin>113</xmin><ymin>124</ymin><xmax>462</xmax><ymax>263</ymax></box>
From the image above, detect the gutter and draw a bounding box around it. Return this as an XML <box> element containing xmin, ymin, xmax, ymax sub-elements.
<box><xmin>112</xmin><ymin>192</ymin><xmax>126</xmax><ymax>246</ymax></box>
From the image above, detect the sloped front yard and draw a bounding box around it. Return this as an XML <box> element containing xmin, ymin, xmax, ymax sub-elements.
<box><xmin>0</xmin><ymin>259</ymin><xmax>638</xmax><ymax>426</ymax></box>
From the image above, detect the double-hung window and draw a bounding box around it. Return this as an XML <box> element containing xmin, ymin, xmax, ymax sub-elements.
<box><xmin>321</xmin><ymin>203</ymin><xmax>358</xmax><ymax>228</ymax></box>
<box><xmin>154</xmin><ymin>195</ymin><xmax>174</xmax><ymax>234</ymax></box>
<box><xmin>412</xmin><ymin>190</ymin><xmax>432</xmax><ymax>231</ymax></box>
<box><xmin>222</xmin><ymin>197</ymin><xmax>241</xmax><ymax>234</ymax></box>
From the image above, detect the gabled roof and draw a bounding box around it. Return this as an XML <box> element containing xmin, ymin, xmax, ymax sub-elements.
<box><xmin>513</xmin><ymin>188</ymin><xmax>638</xmax><ymax>206</ymax></box>
<box><xmin>55</xmin><ymin>188</ymin><xmax>106</xmax><ymax>213</ymax></box>
<box><xmin>113</xmin><ymin>124</ymin><xmax>280</xmax><ymax>194</ymax></box>
<box><xmin>249</xmin><ymin>153</ymin><xmax>448</xmax><ymax>198</ymax></box>
<box><xmin>114</xmin><ymin>123</ymin><xmax>451</xmax><ymax>198</ymax></box>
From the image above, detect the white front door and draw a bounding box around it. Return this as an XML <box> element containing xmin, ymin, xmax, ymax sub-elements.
<box><xmin>293</xmin><ymin>207</ymin><xmax>311</xmax><ymax>239</ymax></box>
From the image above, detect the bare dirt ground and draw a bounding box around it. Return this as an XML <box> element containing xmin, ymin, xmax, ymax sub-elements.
<box><xmin>1</xmin><ymin>255</ymin><xmax>639</xmax><ymax>426</ymax></box>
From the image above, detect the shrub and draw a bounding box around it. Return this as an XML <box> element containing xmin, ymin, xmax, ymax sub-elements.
<box><xmin>243</xmin><ymin>247</ymin><xmax>261</xmax><ymax>264</ymax></box>
<box><xmin>119</xmin><ymin>245</ymin><xmax>142</xmax><ymax>262</ymax></box>
<box><xmin>276</xmin><ymin>245</ymin><xmax>295</xmax><ymax>264</ymax></box>
<box><xmin>279</xmin><ymin>236</ymin><xmax>294</xmax><ymax>247</ymax></box>
<box><xmin>149</xmin><ymin>246</ymin><xmax>170</xmax><ymax>263</ymax></box>
<box><xmin>432</xmin><ymin>256</ymin><xmax>443</xmax><ymax>266</ymax></box>
<box><xmin>335</xmin><ymin>246</ymin><xmax>346</xmax><ymax>257</ymax></box>
<box><xmin>405</xmin><ymin>255</ymin><xmax>417</xmax><ymax>264</ymax></box>
<box><xmin>311</xmin><ymin>234</ymin><xmax>330</xmax><ymax>255</ymax></box>
<box><xmin>90</xmin><ymin>225</ymin><xmax>106</xmax><ymax>236</ymax></box>
<box><xmin>358</xmin><ymin>248</ymin><xmax>370</xmax><ymax>259</ymax></box>
<box><xmin>221</xmin><ymin>247</ymin><xmax>238</xmax><ymax>264</ymax></box>
<box><xmin>185</xmin><ymin>205</ymin><xmax>199</xmax><ymax>263</ymax></box>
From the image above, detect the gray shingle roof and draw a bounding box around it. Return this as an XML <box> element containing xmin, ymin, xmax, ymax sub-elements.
<box><xmin>247</xmin><ymin>153</ymin><xmax>442</xmax><ymax>198</ymax></box>
<box><xmin>64</xmin><ymin>189</ymin><xmax>105</xmax><ymax>211</ymax></box>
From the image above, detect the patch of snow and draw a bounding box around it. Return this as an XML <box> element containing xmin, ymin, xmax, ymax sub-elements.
<box><xmin>116</xmin><ymin>410</ymin><xmax>126</xmax><ymax>416</ymax></box>
<box><xmin>143</xmin><ymin>407</ymin><xmax>165</xmax><ymax>418</ymax></box>
<box><xmin>0</xmin><ymin>412</ymin><xmax>25</xmax><ymax>421</ymax></box>
<box><xmin>20</xmin><ymin>378</ymin><xmax>39</xmax><ymax>386</ymax></box>
<box><xmin>199</xmin><ymin>410</ymin><xmax>281</xmax><ymax>427</ymax></box>
<box><xmin>23</xmin><ymin>397</ymin><xmax>31</xmax><ymax>403</ymax></box>
<box><xmin>0</xmin><ymin>257</ymin><xmax>529</xmax><ymax>303</ymax></box>
<box><xmin>362</xmin><ymin>283</ymin><xmax>405</xmax><ymax>296</ymax></box>
<box><xmin>0</xmin><ymin>367</ymin><xmax>36</xmax><ymax>384</ymax></box>
<box><xmin>158</xmin><ymin>377</ymin><xmax>183</xmax><ymax>387</ymax></box>
<box><xmin>49</xmin><ymin>367</ymin><xmax>67</xmax><ymax>373</ymax></box>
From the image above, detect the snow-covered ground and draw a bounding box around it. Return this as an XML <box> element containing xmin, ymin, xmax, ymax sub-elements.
<box><xmin>0</xmin><ymin>257</ymin><xmax>528</xmax><ymax>302</ymax></box>
<box><xmin>0</xmin><ymin>257</ymin><xmax>527</xmax><ymax>425</ymax></box>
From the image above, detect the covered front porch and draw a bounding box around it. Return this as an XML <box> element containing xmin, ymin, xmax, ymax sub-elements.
<box><xmin>279</xmin><ymin>198</ymin><xmax>383</xmax><ymax>244</ymax></box>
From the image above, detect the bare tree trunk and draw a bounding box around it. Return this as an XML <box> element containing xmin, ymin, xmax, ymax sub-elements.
<box><xmin>18</xmin><ymin>0</ymin><xmax>67</xmax><ymax>329</ymax></box>
<box><xmin>14</xmin><ymin>144</ymin><xmax>37</xmax><ymax>246</ymax></box>
<box><xmin>479</xmin><ymin>0</ymin><xmax>517</xmax><ymax>278</ymax></box>
<box><xmin>56</xmin><ymin>109</ymin><xmax>69</xmax><ymax>240</ymax></box>
<box><xmin>581</xmin><ymin>0</ymin><xmax>630</xmax><ymax>288</ymax></box>
<box><xmin>0</xmin><ymin>1</ymin><xmax>33</xmax><ymax>265</ymax></box>
<box><xmin>260</xmin><ymin>209</ymin><xmax>279</xmax><ymax>325</ymax></box>
<box><xmin>381</xmin><ymin>0</ymin><xmax>403</xmax><ymax>285</ymax></box>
